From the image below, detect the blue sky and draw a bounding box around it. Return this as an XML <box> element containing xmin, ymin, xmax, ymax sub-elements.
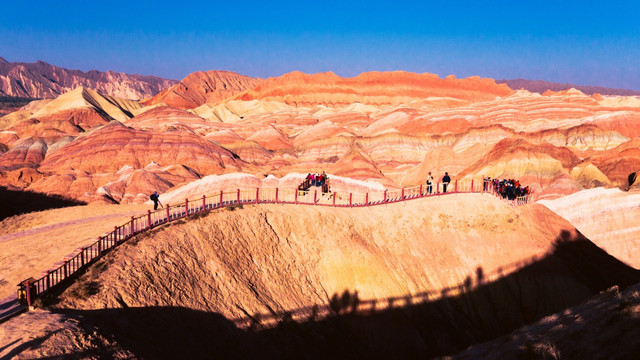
<box><xmin>1</xmin><ymin>1</ymin><xmax>639</xmax><ymax>89</ymax></box>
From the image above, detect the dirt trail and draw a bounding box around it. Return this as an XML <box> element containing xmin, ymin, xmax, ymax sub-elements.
<box><xmin>0</xmin><ymin>211</ymin><xmax>143</xmax><ymax>244</ymax></box>
<box><xmin>0</xmin><ymin>204</ymin><xmax>148</xmax><ymax>298</ymax></box>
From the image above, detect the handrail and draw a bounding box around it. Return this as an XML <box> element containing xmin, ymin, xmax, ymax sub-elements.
<box><xmin>16</xmin><ymin>180</ymin><xmax>529</xmax><ymax>309</ymax></box>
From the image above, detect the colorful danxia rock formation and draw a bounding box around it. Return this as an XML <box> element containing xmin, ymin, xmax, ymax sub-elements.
<box><xmin>1</xmin><ymin>69</ymin><xmax>639</xmax><ymax>204</ymax></box>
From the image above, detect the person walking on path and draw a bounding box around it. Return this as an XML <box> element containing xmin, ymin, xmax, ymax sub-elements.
<box><xmin>150</xmin><ymin>191</ymin><xmax>162</xmax><ymax>210</ymax></box>
<box><xmin>426</xmin><ymin>171</ymin><xmax>434</xmax><ymax>194</ymax></box>
<box><xmin>442</xmin><ymin>172</ymin><xmax>451</xmax><ymax>193</ymax></box>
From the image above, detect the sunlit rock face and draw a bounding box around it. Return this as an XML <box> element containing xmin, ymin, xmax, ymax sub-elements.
<box><xmin>539</xmin><ymin>188</ymin><xmax>640</xmax><ymax>269</ymax></box>
<box><xmin>236</xmin><ymin>70</ymin><xmax>512</xmax><ymax>107</ymax></box>
<box><xmin>0</xmin><ymin>58</ymin><xmax>176</xmax><ymax>99</ymax></box>
<box><xmin>1</xmin><ymin>69</ymin><xmax>640</xmax><ymax>203</ymax></box>
<box><xmin>142</xmin><ymin>70</ymin><xmax>261</xmax><ymax>109</ymax></box>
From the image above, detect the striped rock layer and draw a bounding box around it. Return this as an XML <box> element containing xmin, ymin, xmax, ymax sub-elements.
<box><xmin>0</xmin><ymin>69</ymin><xmax>639</xmax><ymax>203</ymax></box>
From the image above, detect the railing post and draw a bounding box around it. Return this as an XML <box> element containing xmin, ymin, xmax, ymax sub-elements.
<box><xmin>333</xmin><ymin>192</ymin><xmax>336</xmax><ymax>206</ymax></box>
<box><xmin>256</xmin><ymin>188</ymin><xmax>259</xmax><ymax>204</ymax></box>
<box><xmin>437</xmin><ymin>182</ymin><xmax>440</xmax><ymax>194</ymax></box>
<box><xmin>25</xmin><ymin>278</ymin><xmax>32</xmax><ymax>307</ymax></box>
<box><xmin>455</xmin><ymin>180</ymin><xmax>458</xmax><ymax>193</ymax></box>
<box><xmin>166</xmin><ymin>204</ymin><xmax>170</xmax><ymax>222</ymax></box>
<box><xmin>203</xmin><ymin>195</ymin><xmax>207</xmax><ymax>211</ymax></box>
<box><xmin>295</xmin><ymin>189</ymin><xmax>298</xmax><ymax>204</ymax></box>
<box><xmin>114</xmin><ymin>226</ymin><xmax>118</xmax><ymax>242</ymax></box>
<box><xmin>365</xmin><ymin>192</ymin><xmax>369</xmax><ymax>204</ymax></box>
<box><xmin>147</xmin><ymin>210</ymin><xmax>152</xmax><ymax>229</ymax></box>
<box><xmin>63</xmin><ymin>261</ymin><xmax>68</xmax><ymax>279</ymax></box>
<box><xmin>130</xmin><ymin>216</ymin><xmax>135</xmax><ymax>236</ymax></box>
<box><xmin>384</xmin><ymin>190</ymin><xmax>387</xmax><ymax>202</ymax></box>
<box><xmin>185</xmin><ymin>199</ymin><xmax>189</xmax><ymax>217</ymax></box>
<box><xmin>220</xmin><ymin>191</ymin><xmax>223</xmax><ymax>207</ymax></box>
<box><xmin>97</xmin><ymin>237</ymin><xmax>102</xmax><ymax>256</ymax></box>
<box><xmin>471</xmin><ymin>179</ymin><xmax>474</xmax><ymax>192</ymax></box>
<box><xmin>237</xmin><ymin>189</ymin><xmax>240</xmax><ymax>204</ymax></box>
<box><xmin>349</xmin><ymin>193</ymin><xmax>352</xmax><ymax>207</ymax></box>
<box><xmin>420</xmin><ymin>184</ymin><xmax>423</xmax><ymax>196</ymax></box>
<box><xmin>81</xmin><ymin>250</ymin><xmax>85</xmax><ymax>267</ymax></box>
<box><xmin>275</xmin><ymin>188</ymin><xmax>279</xmax><ymax>204</ymax></box>
<box><xmin>401</xmin><ymin>188</ymin><xmax>405</xmax><ymax>199</ymax></box>
<box><xmin>46</xmin><ymin>271</ymin><xmax>51</xmax><ymax>291</ymax></box>
<box><xmin>314</xmin><ymin>190</ymin><xmax>317</xmax><ymax>204</ymax></box>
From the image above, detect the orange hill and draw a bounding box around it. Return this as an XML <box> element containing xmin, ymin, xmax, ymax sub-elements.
<box><xmin>142</xmin><ymin>70</ymin><xmax>261</xmax><ymax>109</ymax></box>
<box><xmin>235</xmin><ymin>71</ymin><xmax>513</xmax><ymax>107</ymax></box>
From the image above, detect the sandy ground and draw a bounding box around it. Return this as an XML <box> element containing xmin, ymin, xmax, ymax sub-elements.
<box><xmin>0</xmin><ymin>203</ymin><xmax>150</xmax><ymax>298</ymax></box>
<box><xmin>0</xmin><ymin>308</ymin><xmax>130</xmax><ymax>359</ymax></box>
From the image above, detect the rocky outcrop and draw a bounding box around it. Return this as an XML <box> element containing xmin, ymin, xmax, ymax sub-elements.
<box><xmin>1</xmin><ymin>87</ymin><xmax>143</xmax><ymax>146</ymax></box>
<box><xmin>0</xmin><ymin>137</ymin><xmax>47</xmax><ymax>170</ymax></box>
<box><xmin>539</xmin><ymin>188</ymin><xmax>640</xmax><ymax>268</ymax></box>
<box><xmin>236</xmin><ymin>70</ymin><xmax>512</xmax><ymax>107</ymax></box>
<box><xmin>38</xmin><ymin>121</ymin><xmax>242</xmax><ymax>175</ymax></box>
<box><xmin>0</xmin><ymin>58</ymin><xmax>177</xmax><ymax>100</ymax></box>
<box><xmin>142</xmin><ymin>70</ymin><xmax>260</xmax><ymax>109</ymax></box>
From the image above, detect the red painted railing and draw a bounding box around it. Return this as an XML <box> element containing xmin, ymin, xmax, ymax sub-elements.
<box><xmin>19</xmin><ymin>180</ymin><xmax>529</xmax><ymax>307</ymax></box>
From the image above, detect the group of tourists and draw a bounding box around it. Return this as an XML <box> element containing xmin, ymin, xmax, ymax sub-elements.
<box><xmin>301</xmin><ymin>172</ymin><xmax>330</xmax><ymax>193</ymax></box>
<box><xmin>483</xmin><ymin>177</ymin><xmax>530</xmax><ymax>200</ymax></box>
<box><xmin>425</xmin><ymin>171</ymin><xmax>452</xmax><ymax>193</ymax></box>
<box><xmin>149</xmin><ymin>172</ymin><xmax>530</xmax><ymax>211</ymax></box>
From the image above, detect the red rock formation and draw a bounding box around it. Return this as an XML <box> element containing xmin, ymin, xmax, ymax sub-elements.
<box><xmin>540</xmin><ymin>188</ymin><xmax>640</xmax><ymax>268</ymax></box>
<box><xmin>124</xmin><ymin>106</ymin><xmax>211</xmax><ymax>131</ymax></box>
<box><xmin>1</xmin><ymin>69</ymin><xmax>639</xmax><ymax>202</ymax></box>
<box><xmin>236</xmin><ymin>71</ymin><xmax>512</xmax><ymax>107</ymax></box>
<box><xmin>38</xmin><ymin>121</ymin><xmax>243</xmax><ymax>175</ymax></box>
<box><xmin>142</xmin><ymin>70</ymin><xmax>260</xmax><ymax>109</ymax></box>
<box><xmin>0</xmin><ymin>58</ymin><xmax>176</xmax><ymax>100</ymax></box>
<box><xmin>0</xmin><ymin>137</ymin><xmax>47</xmax><ymax>170</ymax></box>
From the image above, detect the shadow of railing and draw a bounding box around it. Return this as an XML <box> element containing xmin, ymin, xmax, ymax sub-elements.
<box><xmin>230</xmin><ymin>251</ymin><xmax>546</xmax><ymax>330</ymax></box>
<box><xmin>48</xmin><ymin>230</ymin><xmax>640</xmax><ymax>360</ymax></box>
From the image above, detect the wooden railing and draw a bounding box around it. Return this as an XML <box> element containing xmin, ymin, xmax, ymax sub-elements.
<box><xmin>17</xmin><ymin>179</ymin><xmax>529</xmax><ymax>308</ymax></box>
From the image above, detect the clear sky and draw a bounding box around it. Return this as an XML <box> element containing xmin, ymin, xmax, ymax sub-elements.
<box><xmin>2</xmin><ymin>0</ymin><xmax>639</xmax><ymax>90</ymax></box>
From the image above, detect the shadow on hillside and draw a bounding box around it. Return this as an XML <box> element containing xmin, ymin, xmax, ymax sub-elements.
<box><xmin>51</xmin><ymin>230</ymin><xmax>640</xmax><ymax>359</ymax></box>
<box><xmin>0</xmin><ymin>186</ymin><xmax>86</xmax><ymax>220</ymax></box>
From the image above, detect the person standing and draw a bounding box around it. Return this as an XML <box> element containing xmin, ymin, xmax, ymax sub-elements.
<box><xmin>150</xmin><ymin>191</ymin><xmax>162</xmax><ymax>210</ymax></box>
<box><xmin>426</xmin><ymin>171</ymin><xmax>434</xmax><ymax>194</ymax></box>
<box><xmin>442</xmin><ymin>172</ymin><xmax>451</xmax><ymax>193</ymax></box>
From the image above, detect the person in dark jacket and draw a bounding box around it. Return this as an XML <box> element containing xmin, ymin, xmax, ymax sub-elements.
<box><xmin>442</xmin><ymin>172</ymin><xmax>451</xmax><ymax>193</ymax></box>
<box><xmin>150</xmin><ymin>191</ymin><xmax>162</xmax><ymax>210</ymax></box>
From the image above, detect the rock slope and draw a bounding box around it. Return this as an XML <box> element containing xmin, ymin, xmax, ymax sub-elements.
<box><xmin>539</xmin><ymin>188</ymin><xmax>640</xmax><ymax>268</ymax></box>
<box><xmin>0</xmin><ymin>57</ymin><xmax>177</xmax><ymax>100</ymax></box>
<box><xmin>142</xmin><ymin>70</ymin><xmax>261</xmax><ymax>109</ymax></box>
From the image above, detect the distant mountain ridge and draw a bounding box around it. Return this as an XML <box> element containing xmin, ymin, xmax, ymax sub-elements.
<box><xmin>497</xmin><ymin>78</ymin><xmax>640</xmax><ymax>96</ymax></box>
<box><xmin>0</xmin><ymin>57</ymin><xmax>178</xmax><ymax>100</ymax></box>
